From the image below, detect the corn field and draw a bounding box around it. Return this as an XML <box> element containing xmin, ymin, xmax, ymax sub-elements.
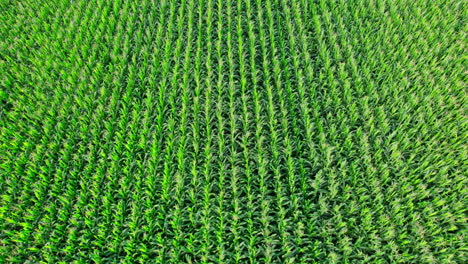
<box><xmin>0</xmin><ymin>0</ymin><xmax>466</xmax><ymax>263</ymax></box>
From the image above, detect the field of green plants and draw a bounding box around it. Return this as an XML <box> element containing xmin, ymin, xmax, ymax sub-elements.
<box><xmin>1</xmin><ymin>0</ymin><xmax>466</xmax><ymax>263</ymax></box>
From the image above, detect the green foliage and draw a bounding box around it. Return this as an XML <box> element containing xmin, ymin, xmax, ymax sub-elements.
<box><xmin>0</xmin><ymin>0</ymin><xmax>466</xmax><ymax>263</ymax></box>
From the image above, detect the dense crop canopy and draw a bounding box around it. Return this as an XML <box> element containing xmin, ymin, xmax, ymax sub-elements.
<box><xmin>0</xmin><ymin>0</ymin><xmax>466</xmax><ymax>263</ymax></box>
